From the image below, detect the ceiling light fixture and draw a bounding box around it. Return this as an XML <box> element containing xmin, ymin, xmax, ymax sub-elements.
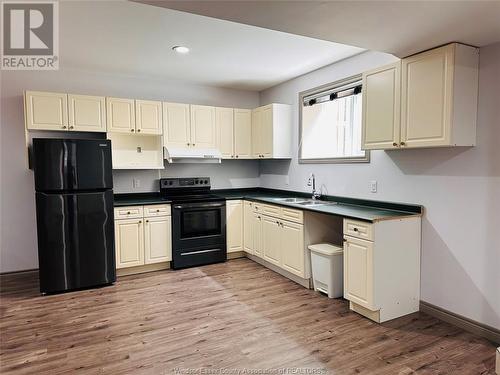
<box><xmin>172</xmin><ymin>45</ymin><xmax>190</xmax><ymax>54</ymax></box>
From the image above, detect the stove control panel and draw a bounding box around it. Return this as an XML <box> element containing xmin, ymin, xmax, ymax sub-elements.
<box><xmin>160</xmin><ymin>177</ymin><xmax>211</xmax><ymax>189</ymax></box>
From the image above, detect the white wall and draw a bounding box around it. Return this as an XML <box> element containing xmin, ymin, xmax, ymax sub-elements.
<box><xmin>259</xmin><ymin>46</ymin><xmax>500</xmax><ymax>329</ymax></box>
<box><xmin>0</xmin><ymin>67</ymin><xmax>259</xmax><ymax>273</ymax></box>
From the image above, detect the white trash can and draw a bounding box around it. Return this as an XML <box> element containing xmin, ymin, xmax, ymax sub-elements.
<box><xmin>309</xmin><ymin>243</ymin><xmax>343</xmax><ymax>298</ymax></box>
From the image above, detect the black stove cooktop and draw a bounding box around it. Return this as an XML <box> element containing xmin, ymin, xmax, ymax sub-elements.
<box><xmin>159</xmin><ymin>177</ymin><xmax>225</xmax><ymax>203</ymax></box>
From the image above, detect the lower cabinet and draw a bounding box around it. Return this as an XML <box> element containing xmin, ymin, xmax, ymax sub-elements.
<box><xmin>244</xmin><ymin>201</ymin><xmax>306</xmax><ymax>279</ymax></box>
<box><xmin>115</xmin><ymin>218</ymin><xmax>145</xmax><ymax>268</ymax></box>
<box><xmin>114</xmin><ymin>204</ymin><xmax>171</xmax><ymax>270</ymax></box>
<box><xmin>226</xmin><ymin>200</ymin><xmax>243</xmax><ymax>253</ymax></box>
<box><xmin>342</xmin><ymin>218</ymin><xmax>421</xmax><ymax>323</ymax></box>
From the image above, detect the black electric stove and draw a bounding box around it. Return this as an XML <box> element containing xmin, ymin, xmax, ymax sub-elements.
<box><xmin>160</xmin><ymin>178</ymin><xmax>227</xmax><ymax>269</ymax></box>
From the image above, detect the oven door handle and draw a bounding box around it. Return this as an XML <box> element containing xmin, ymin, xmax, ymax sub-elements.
<box><xmin>173</xmin><ymin>202</ymin><xmax>225</xmax><ymax>209</ymax></box>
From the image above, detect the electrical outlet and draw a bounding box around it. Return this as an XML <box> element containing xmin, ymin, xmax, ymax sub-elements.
<box><xmin>370</xmin><ymin>180</ymin><xmax>377</xmax><ymax>193</ymax></box>
<box><xmin>133</xmin><ymin>178</ymin><xmax>141</xmax><ymax>189</ymax></box>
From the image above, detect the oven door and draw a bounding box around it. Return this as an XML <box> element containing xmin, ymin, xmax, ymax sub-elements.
<box><xmin>172</xmin><ymin>201</ymin><xmax>226</xmax><ymax>269</ymax></box>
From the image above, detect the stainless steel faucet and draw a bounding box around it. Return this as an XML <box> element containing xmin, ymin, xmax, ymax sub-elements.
<box><xmin>307</xmin><ymin>173</ymin><xmax>321</xmax><ymax>200</ymax></box>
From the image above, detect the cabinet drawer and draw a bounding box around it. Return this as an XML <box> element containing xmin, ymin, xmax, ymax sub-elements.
<box><xmin>344</xmin><ymin>219</ymin><xmax>373</xmax><ymax>241</ymax></box>
<box><xmin>114</xmin><ymin>206</ymin><xmax>144</xmax><ymax>220</ymax></box>
<box><xmin>144</xmin><ymin>204</ymin><xmax>171</xmax><ymax>217</ymax></box>
<box><xmin>281</xmin><ymin>207</ymin><xmax>303</xmax><ymax>224</ymax></box>
<box><xmin>261</xmin><ymin>203</ymin><xmax>281</xmax><ymax>217</ymax></box>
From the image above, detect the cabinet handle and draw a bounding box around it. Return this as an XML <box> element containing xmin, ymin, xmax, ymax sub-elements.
<box><xmin>400</xmin><ymin>141</ymin><xmax>406</xmax><ymax>146</ymax></box>
<box><xmin>392</xmin><ymin>142</ymin><xmax>398</xmax><ymax>147</ymax></box>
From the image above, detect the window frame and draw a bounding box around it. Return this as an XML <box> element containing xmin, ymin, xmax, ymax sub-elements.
<box><xmin>298</xmin><ymin>74</ymin><xmax>370</xmax><ymax>164</ymax></box>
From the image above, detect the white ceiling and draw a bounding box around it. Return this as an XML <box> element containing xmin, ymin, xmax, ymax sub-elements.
<box><xmin>59</xmin><ymin>1</ymin><xmax>364</xmax><ymax>91</ymax></box>
<box><xmin>137</xmin><ymin>0</ymin><xmax>500</xmax><ymax>57</ymax></box>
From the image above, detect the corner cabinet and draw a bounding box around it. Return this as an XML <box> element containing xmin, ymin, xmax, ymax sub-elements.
<box><xmin>362</xmin><ymin>43</ymin><xmax>479</xmax><ymax>150</ymax></box>
<box><xmin>114</xmin><ymin>204</ymin><xmax>172</xmax><ymax>271</ymax></box>
<box><xmin>252</xmin><ymin>104</ymin><xmax>292</xmax><ymax>159</ymax></box>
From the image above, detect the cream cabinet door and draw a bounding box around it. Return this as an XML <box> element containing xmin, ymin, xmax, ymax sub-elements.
<box><xmin>144</xmin><ymin>216</ymin><xmax>172</xmax><ymax>264</ymax></box>
<box><xmin>262</xmin><ymin>215</ymin><xmax>281</xmax><ymax>266</ymax></box>
<box><xmin>107</xmin><ymin>97</ymin><xmax>136</xmax><ymax>134</ymax></box>
<box><xmin>401</xmin><ymin>44</ymin><xmax>454</xmax><ymax>148</ymax></box>
<box><xmin>280</xmin><ymin>220</ymin><xmax>305</xmax><ymax>278</ymax></box>
<box><xmin>251</xmin><ymin>108</ymin><xmax>262</xmax><ymax>158</ymax></box>
<box><xmin>163</xmin><ymin>102</ymin><xmax>191</xmax><ymax>147</ymax></box>
<box><xmin>115</xmin><ymin>218</ymin><xmax>144</xmax><ymax>269</ymax></box>
<box><xmin>343</xmin><ymin>236</ymin><xmax>374</xmax><ymax>310</ymax></box>
<box><xmin>234</xmin><ymin>109</ymin><xmax>252</xmax><ymax>159</ymax></box>
<box><xmin>243</xmin><ymin>201</ymin><xmax>253</xmax><ymax>254</ymax></box>
<box><xmin>136</xmin><ymin>100</ymin><xmax>162</xmax><ymax>135</ymax></box>
<box><xmin>226</xmin><ymin>200</ymin><xmax>243</xmax><ymax>253</ymax></box>
<box><xmin>362</xmin><ymin>62</ymin><xmax>401</xmax><ymax>150</ymax></box>
<box><xmin>25</xmin><ymin>91</ymin><xmax>68</xmax><ymax>131</ymax></box>
<box><xmin>68</xmin><ymin>94</ymin><xmax>106</xmax><ymax>132</ymax></box>
<box><xmin>260</xmin><ymin>105</ymin><xmax>273</xmax><ymax>158</ymax></box>
<box><xmin>190</xmin><ymin>105</ymin><xmax>216</xmax><ymax>148</ymax></box>
<box><xmin>216</xmin><ymin>107</ymin><xmax>234</xmax><ymax>159</ymax></box>
<box><xmin>252</xmin><ymin>212</ymin><xmax>263</xmax><ymax>258</ymax></box>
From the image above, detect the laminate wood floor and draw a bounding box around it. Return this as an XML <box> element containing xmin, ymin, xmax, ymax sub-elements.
<box><xmin>0</xmin><ymin>258</ymin><xmax>496</xmax><ymax>375</ymax></box>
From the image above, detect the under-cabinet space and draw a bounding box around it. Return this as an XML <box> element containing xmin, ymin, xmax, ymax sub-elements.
<box><xmin>107</xmin><ymin>133</ymin><xmax>163</xmax><ymax>169</ymax></box>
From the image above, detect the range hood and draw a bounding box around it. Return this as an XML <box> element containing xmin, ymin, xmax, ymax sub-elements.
<box><xmin>163</xmin><ymin>146</ymin><xmax>222</xmax><ymax>164</ymax></box>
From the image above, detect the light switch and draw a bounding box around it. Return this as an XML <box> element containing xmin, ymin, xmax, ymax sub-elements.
<box><xmin>370</xmin><ymin>180</ymin><xmax>377</xmax><ymax>193</ymax></box>
<box><xmin>133</xmin><ymin>178</ymin><xmax>141</xmax><ymax>188</ymax></box>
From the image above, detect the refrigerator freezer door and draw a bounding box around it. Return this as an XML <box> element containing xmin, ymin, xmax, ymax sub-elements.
<box><xmin>35</xmin><ymin>190</ymin><xmax>116</xmax><ymax>293</ymax></box>
<box><xmin>33</xmin><ymin>138</ymin><xmax>113</xmax><ymax>191</ymax></box>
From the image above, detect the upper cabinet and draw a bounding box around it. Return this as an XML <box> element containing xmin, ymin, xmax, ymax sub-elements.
<box><xmin>135</xmin><ymin>100</ymin><xmax>162</xmax><ymax>135</ymax></box>
<box><xmin>107</xmin><ymin>98</ymin><xmax>162</xmax><ymax>135</ymax></box>
<box><xmin>190</xmin><ymin>105</ymin><xmax>216</xmax><ymax>148</ymax></box>
<box><xmin>106</xmin><ymin>97</ymin><xmax>136</xmax><ymax>134</ymax></box>
<box><xmin>25</xmin><ymin>91</ymin><xmax>106</xmax><ymax>133</ymax></box>
<box><xmin>234</xmin><ymin>109</ymin><xmax>252</xmax><ymax>159</ymax></box>
<box><xmin>252</xmin><ymin>103</ymin><xmax>292</xmax><ymax>159</ymax></box>
<box><xmin>362</xmin><ymin>43</ymin><xmax>479</xmax><ymax>150</ymax></box>
<box><xmin>216</xmin><ymin>107</ymin><xmax>234</xmax><ymax>158</ymax></box>
<box><xmin>25</xmin><ymin>91</ymin><xmax>68</xmax><ymax>131</ymax></box>
<box><xmin>68</xmin><ymin>94</ymin><xmax>106</xmax><ymax>132</ymax></box>
<box><xmin>163</xmin><ymin>102</ymin><xmax>191</xmax><ymax>148</ymax></box>
<box><xmin>362</xmin><ymin>62</ymin><xmax>401</xmax><ymax>150</ymax></box>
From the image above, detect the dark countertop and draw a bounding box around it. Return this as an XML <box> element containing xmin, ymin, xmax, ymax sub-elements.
<box><xmin>114</xmin><ymin>188</ymin><xmax>423</xmax><ymax>223</ymax></box>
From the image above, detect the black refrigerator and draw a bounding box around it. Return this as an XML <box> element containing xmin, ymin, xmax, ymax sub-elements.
<box><xmin>33</xmin><ymin>138</ymin><xmax>116</xmax><ymax>294</ymax></box>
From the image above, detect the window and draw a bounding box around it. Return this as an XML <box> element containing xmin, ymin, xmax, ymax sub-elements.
<box><xmin>299</xmin><ymin>76</ymin><xmax>369</xmax><ymax>163</ymax></box>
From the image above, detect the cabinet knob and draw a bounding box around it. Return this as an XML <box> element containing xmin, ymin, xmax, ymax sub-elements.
<box><xmin>192</xmin><ymin>143</ymin><xmax>196</xmax><ymax>146</ymax></box>
<box><xmin>69</xmin><ymin>126</ymin><xmax>74</xmax><ymax>129</ymax></box>
<box><xmin>235</xmin><ymin>155</ymin><xmax>239</xmax><ymax>158</ymax></box>
<box><xmin>139</xmin><ymin>220</ymin><xmax>142</xmax><ymax>224</ymax></box>
<box><xmin>145</xmin><ymin>220</ymin><xmax>149</xmax><ymax>223</ymax></box>
<box><xmin>392</xmin><ymin>142</ymin><xmax>398</xmax><ymax>147</ymax></box>
<box><xmin>62</xmin><ymin>126</ymin><xmax>67</xmax><ymax>129</ymax></box>
<box><xmin>400</xmin><ymin>142</ymin><xmax>406</xmax><ymax>146</ymax></box>
<box><xmin>137</xmin><ymin>129</ymin><xmax>141</xmax><ymax>132</ymax></box>
<box><xmin>127</xmin><ymin>211</ymin><xmax>131</xmax><ymax>214</ymax></box>
<box><xmin>353</xmin><ymin>227</ymin><xmax>358</xmax><ymax>232</ymax></box>
<box><xmin>156</xmin><ymin>209</ymin><xmax>160</xmax><ymax>212</ymax></box>
<box><xmin>131</xmin><ymin>129</ymin><xmax>134</xmax><ymax>132</ymax></box>
<box><xmin>187</xmin><ymin>143</ymin><xmax>190</xmax><ymax>146</ymax></box>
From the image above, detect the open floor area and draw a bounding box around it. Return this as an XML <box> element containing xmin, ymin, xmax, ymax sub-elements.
<box><xmin>0</xmin><ymin>259</ymin><xmax>496</xmax><ymax>374</ymax></box>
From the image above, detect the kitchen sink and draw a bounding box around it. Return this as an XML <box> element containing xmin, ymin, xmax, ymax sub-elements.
<box><xmin>272</xmin><ymin>197</ymin><xmax>309</xmax><ymax>203</ymax></box>
<box><xmin>297</xmin><ymin>200</ymin><xmax>336</xmax><ymax>206</ymax></box>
